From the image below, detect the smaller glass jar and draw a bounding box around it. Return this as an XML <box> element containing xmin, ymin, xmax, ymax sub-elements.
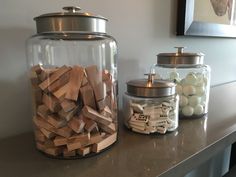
<box><xmin>123</xmin><ymin>75</ymin><xmax>179</xmax><ymax>134</ymax></box>
<box><xmin>154</xmin><ymin>47</ymin><xmax>211</xmax><ymax>119</ymax></box>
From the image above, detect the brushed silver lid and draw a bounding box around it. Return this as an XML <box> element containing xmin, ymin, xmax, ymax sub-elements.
<box><xmin>127</xmin><ymin>75</ymin><xmax>176</xmax><ymax>98</ymax></box>
<box><xmin>34</xmin><ymin>6</ymin><xmax>107</xmax><ymax>34</ymax></box>
<box><xmin>157</xmin><ymin>47</ymin><xmax>205</xmax><ymax>67</ymax></box>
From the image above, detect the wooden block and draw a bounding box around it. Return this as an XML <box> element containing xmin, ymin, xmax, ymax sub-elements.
<box><xmin>58</xmin><ymin>106</ymin><xmax>78</xmax><ymax>121</ymax></box>
<box><xmin>68</xmin><ymin>117</ymin><xmax>85</xmax><ymax>134</ymax></box>
<box><xmin>77</xmin><ymin>146</ymin><xmax>91</xmax><ymax>156</ymax></box>
<box><xmin>39</xmin><ymin>65</ymin><xmax>71</xmax><ymax>90</ymax></box>
<box><xmin>63</xmin><ymin>149</ymin><xmax>76</xmax><ymax>157</ymax></box>
<box><xmin>40</xmin><ymin>128</ymin><xmax>56</xmax><ymax>139</ymax></box>
<box><xmin>82</xmin><ymin>106</ymin><xmax>112</xmax><ymax>125</ymax></box>
<box><xmin>100</xmin><ymin>106</ymin><xmax>112</xmax><ymax>117</ymax></box>
<box><xmin>47</xmin><ymin>71</ymin><xmax>71</xmax><ymax>92</ymax></box>
<box><xmin>42</xmin><ymin>93</ymin><xmax>61</xmax><ymax>113</ymax></box>
<box><xmin>44</xmin><ymin>147</ymin><xmax>62</xmax><ymax>156</ymax></box>
<box><xmin>36</xmin><ymin>142</ymin><xmax>45</xmax><ymax>151</ymax></box>
<box><xmin>104</xmin><ymin>95</ymin><xmax>112</xmax><ymax>109</ymax></box>
<box><xmin>97</xmin><ymin>99</ymin><xmax>106</xmax><ymax>111</ymax></box>
<box><xmin>53</xmin><ymin>136</ymin><xmax>67</xmax><ymax>146</ymax></box>
<box><xmin>33</xmin><ymin>116</ymin><xmax>55</xmax><ymax>131</ymax></box>
<box><xmin>69</xmin><ymin>133</ymin><xmax>90</xmax><ymax>142</ymax></box>
<box><xmin>31</xmin><ymin>64</ymin><xmax>42</xmax><ymax>74</ymax></box>
<box><xmin>93</xmin><ymin>82</ymin><xmax>106</xmax><ymax>101</ymax></box>
<box><xmin>102</xmin><ymin>69</ymin><xmax>112</xmax><ymax>81</ymax></box>
<box><xmin>47</xmin><ymin>115</ymin><xmax>67</xmax><ymax>129</ymax></box>
<box><xmin>80</xmin><ymin>84</ymin><xmax>96</xmax><ymax>109</ymax></box>
<box><xmin>92</xmin><ymin>133</ymin><xmax>117</xmax><ymax>153</ymax></box>
<box><xmin>67</xmin><ymin>133</ymin><xmax>90</xmax><ymax>151</ymax></box>
<box><xmin>84</xmin><ymin>119</ymin><xmax>98</xmax><ymax>133</ymax></box>
<box><xmin>31</xmin><ymin>85</ymin><xmax>42</xmax><ymax>105</ymax></box>
<box><xmin>67</xmin><ymin>141</ymin><xmax>81</xmax><ymax>152</ymax></box>
<box><xmin>37</xmin><ymin>105</ymin><xmax>50</xmax><ymax>119</ymax></box>
<box><xmin>98</xmin><ymin>123</ymin><xmax>116</xmax><ymax>134</ymax></box>
<box><xmin>65</xmin><ymin>65</ymin><xmax>84</xmax><ymax>101</ymax></box>
<box><xmin>44</xmin><ymin>140</ymin><xmax>55</xmax><ymax>149</ymax></box>
<box><xmin>34</xmin><ymin>130</ymin><xmax>46</xmax><ymax>142</ymax></box>
<box><xmin>85</xmin><ymin>133</ymin><xmax>106</xmax><ymax>146</ymax></box>
<box><xmin>53</xmin><ymin>83</ymin><xmax>69</xmax><ymax>99</ymax></box>
<box><xmin>55</xmin><ymin>126</ymin><xmax>73</xmax><ymax>138</ymax></box>
<box><xmin>104</xmin><ymin>79</ymin><xmax>112</xmax><ymax>95</ymax></box>
<box><xmin>39</xmin><ymin>68</ymin><xmax>58</xmax><ymax>82</ymax></box>
<box><xmin>30</xmin><ymin>70</ymin><xmax>39</xmax><ymax>86</ymax></box>
<box><xmin>60</xmin><ymin>100</ymin><xmax>76</xmax><ymax>112</ymax></box>
<box><xmin>85</xmin><ymin>65</ymin><xmax>101</xmax><ymax>88</ymax></box>
<box><xmin>81</xmin><ymin>76</ymin><xmax>88</xmax><ymax>86</ymax></box>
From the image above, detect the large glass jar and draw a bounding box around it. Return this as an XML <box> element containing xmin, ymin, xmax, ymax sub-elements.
<box><xmin>123</xmin><ymin>75</ymin><xmax>179</xmax><ymax>134</ymax></box>
<box><xmin>26</xmin><ymin>6</ymin><xmax>118</xmax><ymax>158</ymax></box>
<box><xmin>154</xmin><ymin>47</ymin><xmax>211</xmax><ymax>119</ymax></box>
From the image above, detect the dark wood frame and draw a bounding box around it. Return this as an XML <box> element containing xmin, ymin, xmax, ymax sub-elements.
<box><xmin>177</xmin><ymin>0</ymin><xmax>236</xmax><ymax>38</ymax></box>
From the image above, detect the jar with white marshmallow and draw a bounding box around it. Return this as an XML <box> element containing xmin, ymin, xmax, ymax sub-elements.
<box><xmin>155</xmin><ymin>47</ymin><xmax>211</xmax><ymax>118</ymax></box>
<box><xmin>123</xmin><ymin>74</ymin><xmax>179</xmax><ymax>134</ymax></box>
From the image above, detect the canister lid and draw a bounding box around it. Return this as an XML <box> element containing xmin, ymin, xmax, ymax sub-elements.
<box><xmin>34</xmin><ymin>6</ymin><xmax>107</xmax><ymax>34</ymax></box>
<box><xmin>126</xmin><ymin>74</ymin><xmax>176</xmax><ymax>98</ymax></box>
<box><xmin>157</xmin><ymin>47</ymin><xmax>204</xmax><ymax>66</ymax></box>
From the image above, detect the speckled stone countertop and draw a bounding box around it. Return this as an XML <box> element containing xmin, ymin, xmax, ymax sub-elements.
<box><xmin>1</xmin><ymin>82</ymin><xmax>236</xmax><ymax>177</ymax></box>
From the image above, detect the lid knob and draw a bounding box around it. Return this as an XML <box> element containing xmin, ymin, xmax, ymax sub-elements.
<box><xmin>63</xmin><ymin>6</ymin><xmax>81</xmax><ymax>13</ymax></box>
<box><xmin>174</xmin><ymin>46</ymin><xmax>186</xmax><ymax>55</ymax></box>
<box><xmin>144</xmin><ymin>73</ymin><xmax>156</xmax><ymax>87</ymax></box>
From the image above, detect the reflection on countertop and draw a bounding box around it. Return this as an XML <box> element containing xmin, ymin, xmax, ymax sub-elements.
<box><xmin>1</xmin><ymin>82</ymin><xmax>236</xmax><ymax>177</ymax></box>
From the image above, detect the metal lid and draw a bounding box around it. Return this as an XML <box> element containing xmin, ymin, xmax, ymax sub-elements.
<box><xmin>157</xmin><ymin>47</ymin><xmax>205</xmax><ymax>66</ymax></box>
<box><xmin>126</xmin><ymin>74</ymin><xmax>176</xmax><ymax>98</ymax></box>
<box><xmin>34</xmin><ymin>6</ymin><xmax>108</xmax><ymax>34</ymax></box>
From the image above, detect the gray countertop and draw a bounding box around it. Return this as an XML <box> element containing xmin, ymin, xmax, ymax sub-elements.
<box><xmin>1</xmin><ymin>82</ymin><xmax>236</xmax><ymax>177</ymax></box>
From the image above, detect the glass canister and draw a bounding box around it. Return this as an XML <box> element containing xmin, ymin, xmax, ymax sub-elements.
<box><xmin>123</xmin><ymin>74</ymin><xmax>179</xmax><ymax>134</ymax></box>
<box><xmin>154</xmin><ymin>47</ymin><xmax>211</xmax><ymax>119</ymax></box>
<box><xmin>26</xmin><ymin>6</ymin><xmax>118</xmax><ymax>158</ymax></box>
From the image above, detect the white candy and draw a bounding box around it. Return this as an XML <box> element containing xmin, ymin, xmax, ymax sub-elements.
<box><xmin>196</xmin><ymin>86</ymin><xmax>205</xmax><ymax>95</ymax></box>
<box><xmin>130</xmin><ymin>103</ymin><xmax>144</xmax><ymax>113</ymax></box>
<box><xmin>156</xmin><ymin>126</ymin><xmax>167</xmax><ymax>134</ymax></box>
<box><xmin>169</xmin><ymin>71</ymin><xmax>179</xmax><ymax>81</ymax></box>
<box><xmin>176</xmin><ymin>84</ymin><xmax>182</xmax><ymax>94</ymax></box>
<box><xmin>182</xmin><ymin>105</ymin><xmax>194</xmax><ymax>116</ymax></box>
<box><xmin>188</xmin><ymin>96</ymin><xmax>201</xmax><ymax>106</ymax></box>
<box><xmin>185</xmin><ymin>73</ymin><xmax>197</xmax><ymax>85</ymax></box>
<box><xmin>179</xmin><ymin>95</ymin><xmax>188</xmax><ymax>107</ymax></box>
<box><xmin>183</xmin><ymin>85</ymin><xmax>196</xmax><ymax>96</ymax></box>
<box><xmin>194</xmin><ymin>104</ymin><xmax>204</xmax><ymax>115</ymax></box>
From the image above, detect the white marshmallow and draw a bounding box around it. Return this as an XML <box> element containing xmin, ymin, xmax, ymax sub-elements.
<box><xmin>130</xmin><ymin>103</ymin><xmax>144</xmax><ymax>113</ymax></box>
<box><xmin>188</xmin><ymin>96</ymin><xmax>201</xmax><ymax>106</ymax></box>
<box><xmin>176</xmin><ymin>84</ymin><xmax>183</xmax><ymax>95</ymax></box>
<box><xmin>169</xmin><ymin>71</ymin><xmax>179</xmax><ymax>81</ymax></box>
<box><xmin>182</xmin><ymin>106</ymin><xmax>194</xmax><ymax>116</ymax></box>
<box><xmin>179</xmin><ymin>95</ymin><xmax>188</xmax><ymax>107</ymax></box>
<box><xmin>196</xmin><ymin>86</ymin><xmax>205</xmax><ymax>96</ymax></box>
<box><xmin>183</xmin><ymin>85</ymin><xmax>196</xmax><ymax>96</ymax></box>
<box><xmin>194</xmin><ymin>104</ymin><xmax>204</xmax><ymax>115</ymax></box>
<box><xmin>185</xmin><ymin>73</ymin><xmax>197</xmax><ymax>85</ymax></box>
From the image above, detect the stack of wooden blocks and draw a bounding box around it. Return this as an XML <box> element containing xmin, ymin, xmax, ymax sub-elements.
<box><xmin>30</xmin><ymin>64</ymin><xmax>117</xmax><ymax>157</ymax></box>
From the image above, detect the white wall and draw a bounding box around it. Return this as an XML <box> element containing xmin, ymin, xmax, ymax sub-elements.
<box><xmin>1</xmin><ymin>0</ymin><xmax>236</xmax><ymax>139</ymax></box>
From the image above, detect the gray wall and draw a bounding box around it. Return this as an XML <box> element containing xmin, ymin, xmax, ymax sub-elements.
<box><xmin>1</xmin><ymin>0</ymin><xmax>236</xmax><ymax>139</ymax></box>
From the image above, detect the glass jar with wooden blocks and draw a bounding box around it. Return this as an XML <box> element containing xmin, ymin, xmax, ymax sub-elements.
<box><xmin>123</xmin><ymin>74</ymin><xmax>179</xmax><ymax>135</ymax></box>
<box><xmin>26</xmin><ymin>6</ymin><xmax>118</xmax><ymax>158</ymax></box>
